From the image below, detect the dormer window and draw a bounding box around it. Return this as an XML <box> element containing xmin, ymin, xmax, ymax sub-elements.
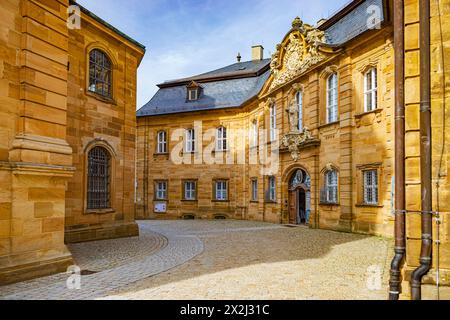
<box><xmin>186</xmin><ymin>81</ymin><xmax>202</xmax><ymax>101</ymax></box>
<box><xmin>188</xmin><ymin>88</ymin><xmax>198</xmax><ymax>101</ymax></box>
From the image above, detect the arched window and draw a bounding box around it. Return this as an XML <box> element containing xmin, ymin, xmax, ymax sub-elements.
<box><xmin>323</xmin><ymin>170</ymin><xmax>338</xmax><ymax>204</ymax></box>
<box><xmin>216</xmin><ymin>126</ymin><xmax>227</xmax><ymax>151</ymax></box>
<box><xmin>326</xmin><ymin>73</ymin><xmax>338</xmax><ymax>123</ymax></box>
<box><xmin>364</xmin><ymin>68</ymin><xmax>378</xmax><ymax>112</ymax></box>
<box><xmin>88</xmin><ymin>49</ymin><xmax>112</xmax><ymax>98</ymax></box>
<box><xmin>87</xmin><ymin>147</ymin><xmax>111</xmax><ymax>209</ymax></box>
<box><xmin>157</xmin><ymin>131</ymin><xmax>167</xmax><ymax>154</ymax></box>
<box><xmin>296</xmin><ymin>91</ymin><xmax>303</xmax><ymax>131</ymax></box>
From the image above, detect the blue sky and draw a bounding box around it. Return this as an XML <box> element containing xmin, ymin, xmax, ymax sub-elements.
<box><xmin>77</xmin><ymin>0</ymin><xmax>350</xmax><ymax>108</ymax></box>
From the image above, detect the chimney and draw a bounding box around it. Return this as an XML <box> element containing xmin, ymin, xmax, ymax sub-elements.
<box><xmin>316</xmin><ymin>18</ymin><xmax>327</xmax><ymax>27</ymax></box>
<box><xmin>251</xmin><ymin>45</ymin><xmax>264</xmax><ymax>61</ymax></box>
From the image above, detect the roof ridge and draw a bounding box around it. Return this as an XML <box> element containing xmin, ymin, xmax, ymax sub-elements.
<box><xmin>158</xmin><ymin>58</ymin><xmax>271</xmax><ymax>88</ymax></box>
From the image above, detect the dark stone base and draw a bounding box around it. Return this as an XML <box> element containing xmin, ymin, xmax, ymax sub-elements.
<box><xmin>65</xmin><ymin>222</ymin><xmax>140</xmax><ymax>244</ymax></box>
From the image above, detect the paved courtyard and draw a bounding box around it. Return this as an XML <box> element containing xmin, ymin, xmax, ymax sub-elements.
<box><xmin>0</xmin><ymin>220</ymin><xmax>393</xmax><ymax>300</ymax></box>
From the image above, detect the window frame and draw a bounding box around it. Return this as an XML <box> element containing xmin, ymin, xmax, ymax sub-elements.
<box><xmin>324</xmin><ymin>170</ymin><xmax>338</xmax><ymax>204</ymax></box>
<box><xmin>86</xmin><ymin>146</ymin><xmax>111</xmax><ymax>210</ymax></box>
<box><xmin>364</xmin><ymin>67</ymin><xmax>378</xmax><ymax>112</ymax></box>
<box><xmin>183</xmin><ymin>180</ymin><xmax>197</xmax><ymax>201</ymax></box>
<box><xmin>188</xmin><ymin>88</ymin><xmax>198</xmax><ymax>101</ymax></box>
<box><xmin>88</xmin><ymin>49</ymin><xmax>113</xmax><ymax>99</ymax></box>
<box><xmin>154</xmin><ymin>180</ymin><xmax>168</xmax><ymax>200</ymax></box>
<box><xmin>214</xmin><ymin>180</ymin><xmax>229</xmax><ymax>201</ymax></box>
<box><xmin>185</xmin><ymin>128</ymin><xmax>196</xmax><ymax>153</ymax></box>
<box><xmin>326</xmin><ymin>73</ymin><xmax>338</xmax><ymax>123</ymax></box>
<box><xmin>156</xmin><ymin>130</ymin><xmax>168</xmax><ymax>154</ymax></box>
<box><xmin>251</xmin><ymin>179</ymin><xmax>258</xmax><ymax>202</ymax></box>
<box><xmin>251</xmin><ymin>120</ymin><xmax>258</xmax><ymax>148</ymax></box>
<box><xmin>269</xmin><ymin>104</ymin><xmax>277</xmax><ymax>142</ymax></box>
<box><xmin>296</xmin><ymin>91</ymin><xmax>303</xmax><ymax>131</ymax></box>
<box><xmin>268</xmin><ymin>176</ymin><xmax>276</xmax><ymax>202</ymax></box>
<box><xmin>216</xmin><ymin>126</ymin><xmax>227</xmax><ymax>152</ymax></box>
<box><xmin>363</xmin><ymin>169</ymin><xmax>379</xmax><ymax>205</ymax></box>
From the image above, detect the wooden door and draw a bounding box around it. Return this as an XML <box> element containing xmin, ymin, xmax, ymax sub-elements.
<box><xmin>289</xmin><ymin>190</ymin><xmax>297</xmax><ymax>224</ymax></box>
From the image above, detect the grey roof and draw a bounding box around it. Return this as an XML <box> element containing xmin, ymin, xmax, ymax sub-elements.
<box><xmin>137</xmin><ymin>59</ymin><xmax>270</xmax><ymax>117</ymax></box>
<box><xmin>160</xmin><ymin>59</ymin><xmax>271</xmax><ymax>87</ymax></box>
<box><xmin>323</xmin><ymin>0</ymin><xmax>385</xmax><ymax>45</ymax></box>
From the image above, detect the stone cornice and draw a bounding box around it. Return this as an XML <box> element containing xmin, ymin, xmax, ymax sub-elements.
<box><xmin>0</xmin><ymin>161</ymin><xmax>75</xmax><ymax>177</ymax></box>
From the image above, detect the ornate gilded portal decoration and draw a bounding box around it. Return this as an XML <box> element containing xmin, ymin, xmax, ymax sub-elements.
<box><xmin>270</xmin><ymin>17</ymin><xmax>327</xmax><ymax>90</ymax></box>
<box><xmin>281</xmin><ymin>128</ymin><xmax>317</xmax><ymax>161</ymax></box>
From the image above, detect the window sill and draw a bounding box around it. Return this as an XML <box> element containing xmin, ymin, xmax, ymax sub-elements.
<box><xmin>154</xmin><ymin>199</ymin><xmax>168</xmax><ymax>202</ymax></box>
<box><xmin>318</xmin><ymin>121</ymin><xmax>340</xmax><ymax>130</ymax></box>
<box><xmin>264</xmin><ymin>200</ymin><xmax>277</xmax><ymax>204</ymax></box>
<box><xmin>355</xmin><ymin>203</ymin><xmax>383</xmax><ymax>208</ymax></box>
<box><xmin>211</xmin><ymin>199</ymin><xmax>230</xmax><ymax>203</ymax></box>
<box><xmin>319</xmin><ymin>202</ymin><xmax>340</xmax><ymax>206</ymax></box>
<box><xmin>154</xmin><ymin>152</ymin><xmax>169</xmax><ymax>156</ymax></box>
<box><xmin>250</xmin><ymin>200</ymin><xmax>259</xmax><ymax>204</ymax></box>
<box><xmin>181</xmin><ymin>199</ymin><xmax>198</xmax><ymax>202</ymax></box>
<box><xmin>85</xmin><ymin>208</ymin><xmax>115</xmax><ymax>215</ymax></box>
<box><xmin>355</xmin><ymin>108</ymin><xmax>382</xmax><ymax>118</ymax></box>
<box><xmin>86</xmin><ymin>90</ymin><xmax>116</xmax><ymax>105</ymax></box>
<box><xmin>181</xmin><ymin>151</ymin><xmax>199</xmax><ymax>155</ymax></box>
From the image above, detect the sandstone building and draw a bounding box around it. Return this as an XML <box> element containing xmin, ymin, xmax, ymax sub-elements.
<box><xmin>0</xmin><ymin>0</ymin><xmax>145</xmax><ymax>284</ymax></box>
<box><xmin>136</xmin><ymin>0</ymin><xmax>449</xmax><ymax>298</ymax></box>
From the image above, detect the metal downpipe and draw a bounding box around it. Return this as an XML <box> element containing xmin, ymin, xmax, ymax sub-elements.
<box><xmin>389</xmin><ymin>0</ymin><xmax>406</xmax><ymax>301</ymax></box>
<box><xmin>410</xmin><ymin>0</ymin><xmax>433</xmax><ymax>300</ymax></box>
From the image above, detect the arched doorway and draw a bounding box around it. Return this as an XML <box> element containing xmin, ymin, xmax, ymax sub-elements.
<box><xmin>288</xmin><ymin>169</ymin><xmax>311</xmax><ymax>225</ymax></box>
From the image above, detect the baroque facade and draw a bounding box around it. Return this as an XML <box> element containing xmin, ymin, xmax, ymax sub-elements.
<box><xmin>0</xmin><ymin>0</ymin><xmax>144</xmax><ymax>284</ymax></box>
<box><xmin>136</xmin><ymin>0</ymin><xmax>450</xmax><ymax>298</ymax></box>
<box><xmin>136</xmin><ymin>0</ymin><xmax>395</xmax><ymax>235</ymax></box>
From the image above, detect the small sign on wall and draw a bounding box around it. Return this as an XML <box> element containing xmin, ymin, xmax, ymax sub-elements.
<box><xmin>154</xmin><ymin>202</ymin><xmax>167</xmax><ymax>213</ymax></box>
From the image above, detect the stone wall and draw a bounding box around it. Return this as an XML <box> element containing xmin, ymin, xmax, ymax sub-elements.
<box><xmin>0</xmin><ymin>0</ymin><xmax>74</xmax><ymax>285</ymax></box>
<box><xmin>64</xmin><ymin>3</ymin><xmax>144</xmax><ymax>243</ymax></box>
<box><xmin>401</xmin><ymin>0</ymin><xmax>450</xmax><ymax>299</ymax></box>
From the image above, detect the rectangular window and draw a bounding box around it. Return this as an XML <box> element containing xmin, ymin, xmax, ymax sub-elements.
<box><xmin>185</xmin><ymin>129</ymin><xmax>195</xmax><ymax>153</ymax></box>
<box><xmin>184</xmin><ymin>181</ymin><xmax>197</xmax><ymax>200</ymax></box>
<box><xmin>325</xmin><ymin>170</ymin><xmax>338</xmax><ymax>203</ymax></box>
<box><xmin>268</xmin><ymin>176</ymin><xmax>276</xmax><ymax>202</ymax></box>
<box><xmin>296</xmin><ymin>91</ymin><xmax>303</xmax><ymax>131</ymax></box>
<box><xmin>364</xmin><ymin>68</ymin><xmax>378</xmax><ymax>112</ymax></box>
<box><xmin>251</xmin><ymin>179</ymin><xmax>258</xmax><ymax>201</ymax></box>
<box><xmin>269</xmin><ymin>105</ymin><xmax>277</xmax><ymax>142</ymax></box>
<box><xmin>155</xmin><ymin>181</ymin><xmax>167</xmax><ymax>200</ymax></box>
<box><xmin>188</xmin><ymin>89</ymin><xmax>198</xmax><ymax>101</ymax></box>
<box><xmin>251</xmin><ymin>120</ymin><xmax>258</xmax><ymax>148</ymax></box>
<box><xmin>157</xmin><ymin>131</ymin><xmax>167</xmax><ymax>154</ymax></box>
<box><xmin>215</xmin><ymin>180</ymin><xmax>228</xmax><ymax>201</ymax></box>
<box><xmin>216</xmin><ymin>127</ymin><xmax>227</xmax><ymax>151</ymax></box>
<box><xmin>363</xmin><ymin>170</ymin><xmax>378</xmax><ymax>205</ymax></box>
<box><xmin>326</xmin><ymin>73</ymin><xmax>338</xmax><ymax>123</ymax></box>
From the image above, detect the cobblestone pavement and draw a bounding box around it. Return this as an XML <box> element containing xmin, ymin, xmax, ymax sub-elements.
<box><xmin>0</xmin><ymin>220</ymin><xmax>393</xmax><ymax>300</ymax></box>
<box><xmin>104</xmin><ymin>221</ymin><xmax>393</xmax><ymax>300</ymax></box>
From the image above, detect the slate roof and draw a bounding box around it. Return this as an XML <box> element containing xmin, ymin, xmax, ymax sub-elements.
<box><xmin>322</xmin><ymin>0</ymin><xmax>386</xmax><ymax>45</ymax></box>
<box><xmin>137</xmin><ymin>0</ymin><xmax>387</xmax><ymax>117</ymax></box>
<box><xmin>137</xmin><ymin>59</ymin><xmax>271</xmax><ymax>117</ymax></box>
<box><xmin>159</xmin><ymin>59</ymin><xmax>271</xmax><ymax>87</ymax></box>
